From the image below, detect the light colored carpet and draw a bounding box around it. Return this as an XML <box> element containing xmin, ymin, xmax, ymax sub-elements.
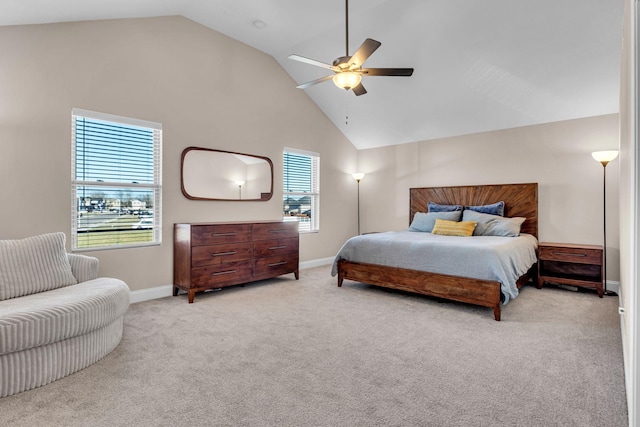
<box><xmin>0</xmin><ymin>266</ymin><xmax>628</xmax><ymax>426</ymax></box>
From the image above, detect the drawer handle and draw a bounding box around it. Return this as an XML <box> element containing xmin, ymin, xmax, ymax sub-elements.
<box><xmin>211</xmin><ymin>251</ymin><xmax>237</xmax><ymax>257</ymax></box>
<box><xmin>269</xmin><ymin>246</ymin><xmax>287</xmax><ymax>250</ymax></box>
<box><xmin>213</xmin><ymin>232</ymin><xmax>236</xmax><ymax>237</ymax></box>
<box><xmin>268</xmin><ymin>262</ymin><xmax>287</xmax><ymax>267</ymax></box>
<box><xmin>212</xmin><ymin>270</ymin><xmax>236</xmax><ymax>276</ymax></box>
<box><xmin>552</xmin><ymin>251</ymin><xmax>587</xmax><ymax>257</ymax></box>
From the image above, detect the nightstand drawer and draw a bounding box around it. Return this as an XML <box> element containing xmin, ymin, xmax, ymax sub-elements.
<box><xmin>539</xmin><ymin>246</ymin><xmax>602</xmax><ymax>265</ymax></box>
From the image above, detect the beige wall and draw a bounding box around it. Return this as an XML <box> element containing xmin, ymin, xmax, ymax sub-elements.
<box><xmin>0</xmin><ymin>16</ymin><xmax>358</xmax><ymax>291</ymax></box>
<box><xmin>357</xmin><ymin>114</ymin><xmax>621</xmax><ymax>280</ymax></box>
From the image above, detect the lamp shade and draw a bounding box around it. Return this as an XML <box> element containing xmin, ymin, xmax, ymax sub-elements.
<box><xmin>352</xmin><ymin>172</ymin><xmax>365</xmax><ymax>182</ymax></box>
<box><xmin>591</xmin><ymin>150</ymin><xmax>619</xmax><ymax>164</ymax></box>
<box><xmin>235</xmin><ymin>180</ymin><xmax>245</xmax><ymax>186</ymax></box>
<box><xmin>333</xmin><ymin>72</ymin><xmax>362</xmax><ymax>90</ymax></box>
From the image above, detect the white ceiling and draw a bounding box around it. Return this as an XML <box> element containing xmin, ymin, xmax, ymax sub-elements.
<box><xmin>0</xmin><ymin>0</ymin><xmax>623</xmax><ymax>149</ymax></box>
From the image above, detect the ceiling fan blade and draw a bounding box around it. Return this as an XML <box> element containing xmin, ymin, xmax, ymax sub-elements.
<box><xmin>361</xmin><ymin>68</ymin><xmax>414</xmax><ymax>76</ymax></box>
<box><xmin>349</xmin><ymin>38</ymin><xmax>382</xmax><ymax>67</ymax></box>
<box><xmin>288</xmin><ymin>54</ymin><xmax>338</xmax><ymax>71</ymax></box>
<box><xmin>352</xmin><ymin>83</ymin><xmax>367</xmax><ymax>96</ymax></box>
<box><xmin>296</xmin><ymin>75</ymin><xmax>334</xmax><ymax>89</ymax></box>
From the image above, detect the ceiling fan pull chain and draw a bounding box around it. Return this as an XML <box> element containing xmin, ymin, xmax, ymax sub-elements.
<box><xmin>345</xmin><ymin>91</ymin><xmax>349</xmax><ymax>125</ymax></box>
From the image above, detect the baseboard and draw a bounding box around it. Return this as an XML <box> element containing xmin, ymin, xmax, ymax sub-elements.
<box><xmin>300</xmin><ymin>256</ymin><xmax>334</xmax><ymax>269</ymax></box>
<box><xmin>607</xmin><ymin>280</ymin><xmax>621</xmax><ymax>295</ymax></box>
<box><xmin>130</xmin><ymin>284</ymin><xmax>174</xmax><ymax>304</ymax></box>
<box><xmin>129</xmin><ymin>256</ymin><xmax>335</xmax><ymax>304</ymax></box>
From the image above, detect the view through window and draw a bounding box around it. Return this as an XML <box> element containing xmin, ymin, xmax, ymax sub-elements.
<box><xmin>71</xmin><ymin>108</ymin><xmax>162</xmax><ymax>250</ymax></box>
<box><xmin>283</xmin><ymin>148</ymin><xmax>319</xmax><ymax>232</ymax></box>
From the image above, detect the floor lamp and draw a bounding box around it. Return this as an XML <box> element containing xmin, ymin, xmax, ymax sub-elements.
<box><xmin>352</xmin><ymin>173</ymin><xmax>365</xmax><ymax>235</ymax></box>
<box><xmin>591</xmin><ymin>150</ymin><xmax>619</xmax><ymax>296</ymax></box>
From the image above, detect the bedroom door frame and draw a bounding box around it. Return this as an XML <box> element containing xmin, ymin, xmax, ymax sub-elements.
<box><xmin>624</xmin><ymin>1</ymin><xmax>639</xmax><ymax>426</ymax></box>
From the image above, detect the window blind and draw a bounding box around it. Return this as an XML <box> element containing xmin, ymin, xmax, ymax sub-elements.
<box><xmin>283</xmin><ymin>148</ymin><xmax>319</xmax><ymax>233</ymax></box>
<box><xmin>71</xmin><ymin>108</ymin><xmax>162</xmax><ymax>250</ymax></box>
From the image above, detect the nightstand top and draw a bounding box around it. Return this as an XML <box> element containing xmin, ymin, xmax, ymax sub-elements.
<box><xmin>539</xmin><ymin>242</ymin><xmax>603</xmax><ymax>250</ymax></box>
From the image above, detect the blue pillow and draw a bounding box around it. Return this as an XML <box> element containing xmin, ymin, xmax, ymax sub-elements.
<box><xmin>409</xmin><ymin>211</ymin><xmax>463</xmax><ymax>232</ymax></box>
<box><xmin>461</xmin><ymin>210</ymin><xmax>525</xmax><ymax>237</ymax></box>
<box><xmin>427</xmin><ymin>202</ymin><xmax>463</xmax><ymax>213</ymax></box>
<box><xmin>465</xmin><ymin>201</ymin><xmax>505</xmax><ymax>217</ymax></box>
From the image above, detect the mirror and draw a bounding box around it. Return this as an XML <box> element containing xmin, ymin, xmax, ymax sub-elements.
<box><xmin>181</xmin><ymin>147</ymin><xmax>273</xmax><ymax>201</ymax></box>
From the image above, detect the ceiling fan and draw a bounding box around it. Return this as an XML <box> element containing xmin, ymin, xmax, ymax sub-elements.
<box><xmin>288</xmin><ymin>0</ymin><xmax>414</xmax><ymax>96</ymax></box>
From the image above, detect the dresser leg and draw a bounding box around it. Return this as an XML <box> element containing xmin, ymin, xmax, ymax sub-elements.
<box><xmin>188</xmin><ymin>290</ymin><xmax>195</xmax><ymax>304</ymax></box>
<box><xmin>294</xmin><ymin>270</ymin><xmax>299</xmax><ymax>280</ymax></box>
<box><xmin>173</xmin><ymin>286</ymin><xmax>179</xmax><ymax>296</ymax></box>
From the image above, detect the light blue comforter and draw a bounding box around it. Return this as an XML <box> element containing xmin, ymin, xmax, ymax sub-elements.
<box><xmin>331</xmin><ymin>231</ymin><xmax>538</xmax><ymax>304</ymax></box>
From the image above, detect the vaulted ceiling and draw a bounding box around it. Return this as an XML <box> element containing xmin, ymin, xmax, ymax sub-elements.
<box><xmin>1</xmin><ymin>0</ymin><xmax>623</xmax><ymax>149</ymax></box>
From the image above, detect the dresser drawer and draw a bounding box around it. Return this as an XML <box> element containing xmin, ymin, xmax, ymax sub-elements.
<box><xmin>252</xmin><ymin>222</ymin><xmax>298</xmax><ymax>241</ymax></box>
<box><xmin>191</xmin><ymin>224</ymin><xmax>252</xmax><ymax>246</ymax></box>
<box><xmin>253</xmin><ymin>237</ymin><xmax>298</xmax><ymax>258</ymax></box>
<box><xmin>191</xmin><ymin>242</ymin><xmax>252</xmax><ymax>267</ymax></box>
<box><xmin>253</xmin><ymin>255</ymin><xmax>298</xmax><ymax>277</ymax></box>
<box><xmin>539</xmin><ymin>245</ymin><xmax>602</xmax><ymax>265</ymax></box>
<box><xmin>190</xmin><ymin>262</ymin><xmax>253</xmax><ymax>287</ymax></box>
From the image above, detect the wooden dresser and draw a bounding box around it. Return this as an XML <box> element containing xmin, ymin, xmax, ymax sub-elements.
<box><xmin>173</xmin><ymin>221</ymin><xmax>299</xmax><ymax>303</ymax></box>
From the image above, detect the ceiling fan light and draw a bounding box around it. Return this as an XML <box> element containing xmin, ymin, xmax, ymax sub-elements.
<box><xmin>333</xmin><ymin>72</ymin><xmax>361</xmax><ymax>90</ymax></box>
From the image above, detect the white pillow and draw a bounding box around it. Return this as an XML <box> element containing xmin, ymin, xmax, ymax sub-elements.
<box><xmin>0</xmin><ymin>232</ymin><xmax>77</xmax><ymax>300</ymax></box>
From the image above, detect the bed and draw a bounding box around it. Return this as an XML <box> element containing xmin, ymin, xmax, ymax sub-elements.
<box><xmin>332</xmin><ymin>183</ymin><xmax>539</xmax><ymax>321</ymax></box>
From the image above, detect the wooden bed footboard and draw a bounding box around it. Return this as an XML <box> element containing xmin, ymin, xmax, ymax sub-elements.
<box><xmin>337</xmin><ymin>260</ymin><xmax>537</xmax><ymax>321</ymax></box>
<box><xmin>337</xmin><ymin>260</ymin><xmax>502</xmax><ymax>320</ymax></box>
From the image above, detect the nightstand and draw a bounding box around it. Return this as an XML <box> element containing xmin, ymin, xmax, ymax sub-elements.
<box><xmin>537</xmin><ymin>242</ymin><xmax>604</xmax><ymax>297</ymax></box>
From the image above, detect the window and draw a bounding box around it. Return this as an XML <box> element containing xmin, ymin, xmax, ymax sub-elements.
<box><xmin>71</xmin><ymin>108</ymin><xmax>162</xmax><ymax>250</ymax></box>
<box><xmin>283</xmin><ymin>148</ymin><xmax>319</xmax><ymax>233</ymax></box>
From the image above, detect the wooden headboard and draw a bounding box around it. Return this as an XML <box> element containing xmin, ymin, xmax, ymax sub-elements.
<box><xmin>409</xmin><ymin>183</ymin><xmax>538</xmax><ymax>238</ymax></box>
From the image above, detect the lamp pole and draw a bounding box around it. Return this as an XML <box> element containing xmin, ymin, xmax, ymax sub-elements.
<box><xmin>592</xmin><ymin>150</ymin><xmax>619</xmax><ymax>296</ymax></box>
<box><xmin>357</xmin><ymin>180</ymin><xmax>361</xmax><ymax>235</ymax></box>
<box><xmin>602</xmin><ymin>161</ymin><xmax>609</xmax><ymax>295</ymax></box>
<box><xmin>352</xmin><ymin>173</ymin><xmax>365</xmax><ymax>235</ymax></box>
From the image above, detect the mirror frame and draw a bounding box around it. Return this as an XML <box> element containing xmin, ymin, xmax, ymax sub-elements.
<box><xmin>180</xmin><ymin>146</ymin><xmax>274</xmax><ymax>201</ymax></box>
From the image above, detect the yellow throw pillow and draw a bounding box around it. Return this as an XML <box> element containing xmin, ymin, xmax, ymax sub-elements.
<box><xmin>431</xmin><ymin>218</ymin><xmax>477</xmax><ymax>237</ymax></box>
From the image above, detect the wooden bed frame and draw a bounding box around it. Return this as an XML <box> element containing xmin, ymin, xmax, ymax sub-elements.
<box><xmin>337</xmin><ymin>183</ymin><xmax>539</xmax><ymax>321</ymax></box>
